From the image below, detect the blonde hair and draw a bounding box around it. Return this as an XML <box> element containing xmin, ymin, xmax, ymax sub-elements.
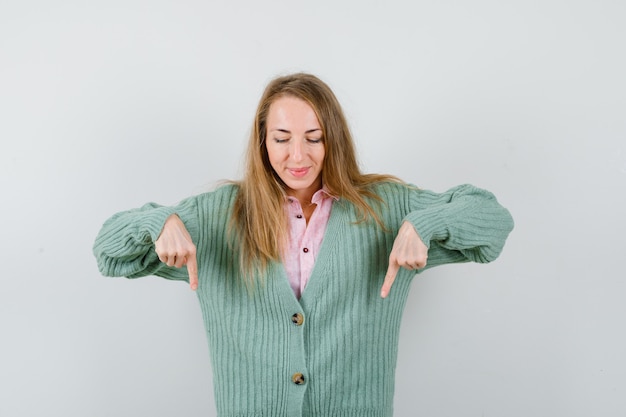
<box><xmin>230</xmin><ymin>73</ymin><xmax>401</xmax><ymax>285</ymax></box>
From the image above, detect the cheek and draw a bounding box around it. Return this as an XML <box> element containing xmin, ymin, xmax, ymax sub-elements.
<box><xmin>316</xmin><ymin>148</ymin><xmax>326</xmax><ymax>164</ymax></box>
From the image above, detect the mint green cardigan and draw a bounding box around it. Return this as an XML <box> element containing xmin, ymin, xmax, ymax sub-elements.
<box><xmin>93</xmin><ymin>182</ymin><xmax>513</xmax><ymax>417</ymax></box>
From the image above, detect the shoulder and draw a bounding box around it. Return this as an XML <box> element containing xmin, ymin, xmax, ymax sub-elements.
<box><xmin>367</xmin><ymin>180</ymin><xmax>417</xmax><ymax>202</ymax></box>
<box><xmin>175</xmin><ymin>183</ymin><xmax>241</xmax><ymax>217</ymax></box>
<box><xmin>193</xmin><ymin>182</ymin><xmax>240</xmax><ymax>202</ymax></box>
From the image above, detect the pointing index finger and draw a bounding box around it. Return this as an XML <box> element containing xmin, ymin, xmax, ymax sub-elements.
<box><xmin>187</xmin><ymin>253</ymin><xmax>198</xmax><ymax>291</ymax></box>
<box><xmin>381</xmin><ymin>261</ymin><xmax>400</xmax><ymax>299</ymax></box>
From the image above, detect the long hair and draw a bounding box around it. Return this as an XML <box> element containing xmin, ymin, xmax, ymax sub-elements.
<box><xmin>230</xmin><ymin>73</ymin><xmax>401</xmax><ymax>285</ymax></box>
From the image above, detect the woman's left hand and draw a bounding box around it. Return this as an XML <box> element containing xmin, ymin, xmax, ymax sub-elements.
<box><xmin>381</xmin><ymin>221</ymin><xmax>428</xmax><ymax>298</ymax></box>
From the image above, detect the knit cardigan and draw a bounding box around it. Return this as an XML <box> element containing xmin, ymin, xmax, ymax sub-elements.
<box><xmin>93</xmin><ymin>182</ymin><xmax>514</xmax><ymax>417</ymax></box>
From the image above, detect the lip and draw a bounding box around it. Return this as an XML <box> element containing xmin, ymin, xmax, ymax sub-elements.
<box><xmin>288</xmin><ymin>167</ymin><xmax>310</xmax><ymax>178</ymax></box>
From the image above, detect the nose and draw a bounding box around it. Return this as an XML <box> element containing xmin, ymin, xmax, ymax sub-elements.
<box><xmin>290</xmin><ymin>139</ymin><xmax>304</xmax><ymax>162</ymax></box>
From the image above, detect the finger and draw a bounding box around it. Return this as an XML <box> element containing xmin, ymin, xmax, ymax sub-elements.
<box><xmin>381</xmin><ymin>261</ymin><xmax>400</xmax><ymax>299</ymax></box>
<box><xmin>174</xmin><ymin>253</ymin><xmax>186</xmax><ymax>268</ymax></box>
<box><xmin>186</xmin><ymin>253</ymin><xmax>199</xmax><ymax>291</ymax></box>
<box><xmin>415</xmin><ymin>258</ymin><xmax>427</xmax><ymax>270</ymax></box>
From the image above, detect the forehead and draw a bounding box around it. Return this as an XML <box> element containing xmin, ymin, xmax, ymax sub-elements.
<box><xmin>267</xmin><ymin>96</ymin><xmax>321</xmax><ymax>128</ymax></box>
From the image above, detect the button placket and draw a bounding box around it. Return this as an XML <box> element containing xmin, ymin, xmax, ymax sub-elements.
<box><xmin>289</xmin><ymin>311</ymin><xmax>306</xmax><ymax>385</ymax></box>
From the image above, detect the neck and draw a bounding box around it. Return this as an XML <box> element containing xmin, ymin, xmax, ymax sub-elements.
<box><xmin>287</xmin><ymin>188</ymin><xmax>321</xmax><ymax>206</ymax></box>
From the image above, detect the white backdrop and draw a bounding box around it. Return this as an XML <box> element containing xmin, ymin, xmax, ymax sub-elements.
<box><xmin>1</xmin><ymin>1</ymin><xmax>625</xmax><ymax>416</ymax></box>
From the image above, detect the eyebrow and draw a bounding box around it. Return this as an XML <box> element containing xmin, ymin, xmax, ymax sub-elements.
<box><xmin>271</xmin><ymin>128</ymin><xmax>322</xmax><ymax>134</ymax></box>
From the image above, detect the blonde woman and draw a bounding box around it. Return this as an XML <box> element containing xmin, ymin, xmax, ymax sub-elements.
<box><xmin>94</xmin><ymin>73</ymin><xmax>514</xmax><ymax>417</ymax></box>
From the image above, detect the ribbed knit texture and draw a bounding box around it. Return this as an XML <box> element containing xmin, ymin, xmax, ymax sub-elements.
<box><xmin>93</xmin><ymin>182</ymin><xmax>514</xmax><ymax>417</ymax></box>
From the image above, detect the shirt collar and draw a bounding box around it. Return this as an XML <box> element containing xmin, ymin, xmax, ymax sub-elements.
<box><xmin>285</xmin><ymin>186</ymin><xmax>339</xmax><ymax>205</ymax></box>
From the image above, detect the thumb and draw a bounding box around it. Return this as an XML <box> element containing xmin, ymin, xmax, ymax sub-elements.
<box><xmin>186</xmin><ymin>253</ymin><xmax>198</xmax><ymax>291</ymax></box>
<box><xmin>381</xmin><ymin>261</ymin><xmax>400</xmax><ymax>299</ymax></box>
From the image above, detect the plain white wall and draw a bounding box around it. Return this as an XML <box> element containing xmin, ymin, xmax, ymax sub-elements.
<box><xmin>1</xmin><ymin>0</ymin><xmax>625</xmax><ymax>416</ymax></box>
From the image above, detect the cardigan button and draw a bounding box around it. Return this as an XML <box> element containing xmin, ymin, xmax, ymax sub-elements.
<box><xmin>291</xmin><ymin>313</ymin><xmax>304</xmax><ymax>326</ymax></box>
<box><xmin>292</xmin><ymin>372</ymin><xmax>305</xmax><ymax>385</ymax></box>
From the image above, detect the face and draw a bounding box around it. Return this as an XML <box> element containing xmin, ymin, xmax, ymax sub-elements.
<box><xmin>265</xmin><ymin>96</ymin><xmax>325</xmax><ymax>202</ymax></box>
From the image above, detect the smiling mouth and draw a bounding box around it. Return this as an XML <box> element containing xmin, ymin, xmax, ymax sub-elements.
<box><xmin>288</xmin><ymin>168</ymin><xmax>310</xmax><ymax>178</ymax></box>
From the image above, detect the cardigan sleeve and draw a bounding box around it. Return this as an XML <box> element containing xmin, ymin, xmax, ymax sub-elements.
<box><xmin>402</xmin><ymin>184</ymin><xmax>514</xmax><ymax>269</ymax></box>
<box><xmin>92</xmin><ymin>196</ymin><xmax>202</xmax><ymax>282</ymax></box>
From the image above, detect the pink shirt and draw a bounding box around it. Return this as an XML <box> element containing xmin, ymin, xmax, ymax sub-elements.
<box><xmin>284</xmin><ymin>188</ymin><xmax>337</xmax><ymax>299</ymax></box>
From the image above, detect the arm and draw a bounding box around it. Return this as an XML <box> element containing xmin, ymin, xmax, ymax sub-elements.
<box><xmin>93</xmin><ymin>197</ymin><xmax>201</xmax><ymax>285</ymax></box>
<box><xmin>404</xmin><ymin>184</ymin><xmax>514</xmax><ymax>265</ymax></box>
<box><xmin>381</xmin><ymin>184</ymin><xmax>514</xmax><ymax>298</ymax></box>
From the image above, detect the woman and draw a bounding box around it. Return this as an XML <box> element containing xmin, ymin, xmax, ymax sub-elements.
<box><xmin>94</xmin><ymin>73</ymin><xmax>514</xmax><ymax>417</ymax></box>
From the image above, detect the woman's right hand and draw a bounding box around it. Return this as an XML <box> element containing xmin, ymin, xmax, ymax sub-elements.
<box><xmin>155</xmin><ymin>214</ymin><xmax>199</xmax><ymax>290</ymax></box>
